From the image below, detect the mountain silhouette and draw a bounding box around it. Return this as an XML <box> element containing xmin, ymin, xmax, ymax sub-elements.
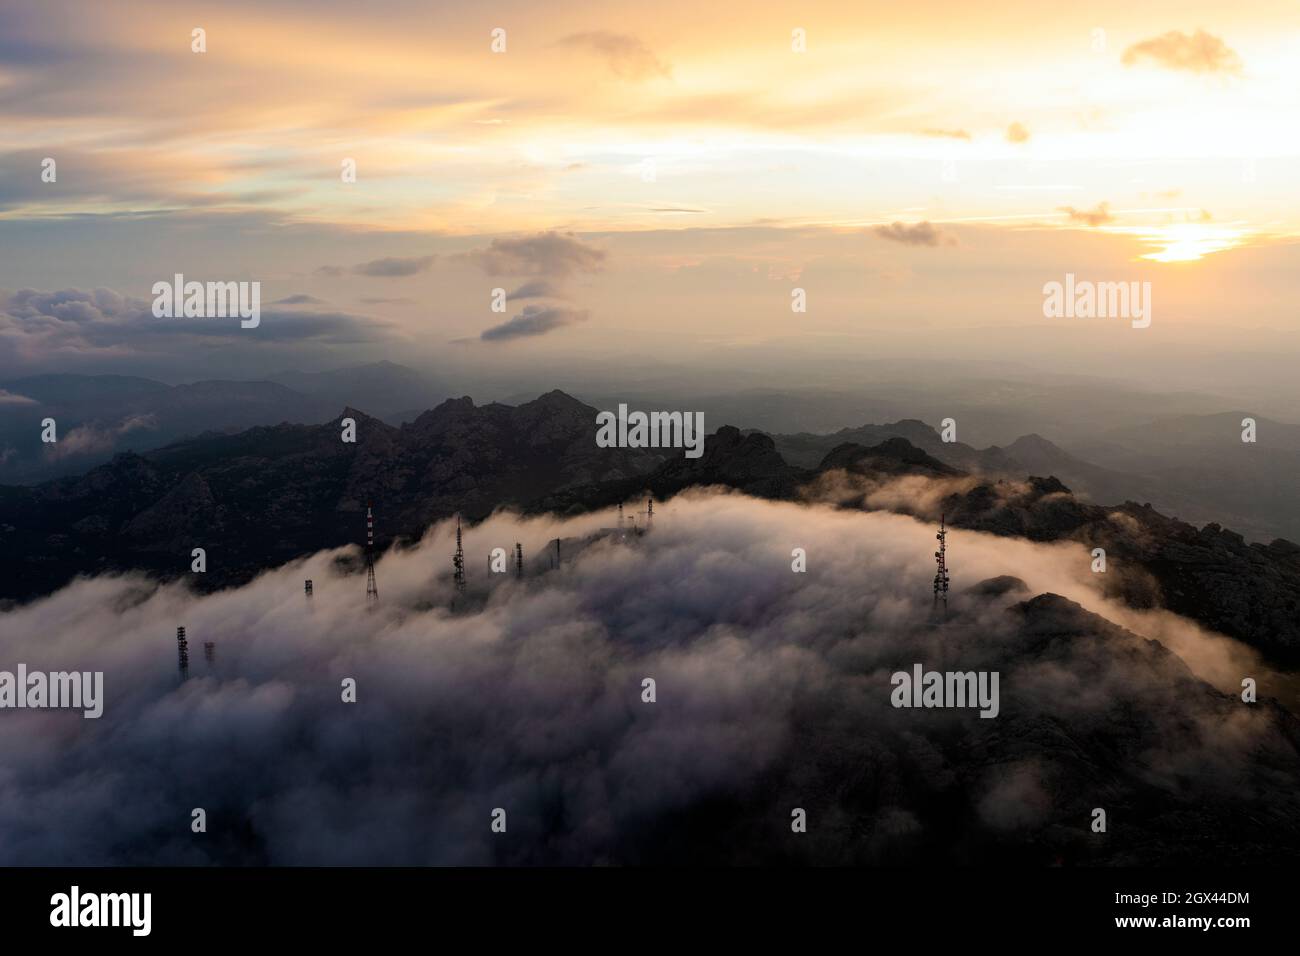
<box><xmin>3</xmin><ymin>390</ymin><xmax>1299</xmax><ymax>669</ymax></box>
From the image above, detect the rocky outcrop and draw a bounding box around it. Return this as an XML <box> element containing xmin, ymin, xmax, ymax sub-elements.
<box><xmin>0</xmin><ymin>391</ymin><xmax>670</xmax><ymax>601</ymax></box>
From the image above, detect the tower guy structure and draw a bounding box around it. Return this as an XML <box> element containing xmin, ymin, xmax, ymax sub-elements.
<box><xmin>365</xmin><ymin>503</ymin><xmax>379</xmax><ymax>607</ymax></box>
<box><xmin>453</xmin><ymin>514</ymin><xmax>466</xmax><ymax>594</ymax></box>
<box><xmin>176</xmin><ymin>626</ymin><xmax>189</xmax><ymax>681</ymax></box>
<box><xmin>933</xmin><ymin>515</ymin><xmax>950</xmax><ymax>612</ymax></box>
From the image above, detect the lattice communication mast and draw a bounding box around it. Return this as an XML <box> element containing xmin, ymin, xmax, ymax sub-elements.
<box><xmin>453</xmin><ymin>514</ymin><xmax>466</xmax><ymax>594</ymax></box>
<box><xmin>933</xmin><ymin>514</ymin><xmax>950</xmax><ymax>612</ymax></box>
<box><xmin>365</xmin><ymin>503</ymin><xmax>379</xmax><ymax>606</ymax></box>
<box><xmin>176</xmin><ymin>626</ymin><xmax>190</xmax><ymax>681</ymax></box>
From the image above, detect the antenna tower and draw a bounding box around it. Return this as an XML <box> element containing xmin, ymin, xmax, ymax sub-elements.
<box><xmin>453</xmin><ymin>514</ymin><xmax>466</xmax><ymax>593</ymax></box>
<box><xmin>933</xmin><ymin>514</ymin><xmax>950</xmax><ymax>612</ymax></box>
<box><xmin>365</xmin><ymin>503</ymin><xmax>379</xmax><ymax>606</ymax></box>
<box><xmin>176</xmin><ymin>626</ymin><xmax>189</xmax><ymax>681</ymax></box>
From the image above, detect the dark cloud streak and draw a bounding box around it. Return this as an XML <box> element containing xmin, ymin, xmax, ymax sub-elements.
<box><xmin>480</xmin><ymin>305</ymin><xmax>588</xmax><ymax>342</ymax></box>
<box><xmin>872</xmin><ymin>221</ymin><xmax>956</xmax><ymax>247</ymax></box>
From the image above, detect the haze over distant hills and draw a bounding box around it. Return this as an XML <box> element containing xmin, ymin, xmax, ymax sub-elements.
<box><xmin>4</xmin><ymin>360</ymin><xmax>1299</xmax><ymax>542</ymax></box>
<box><xmin>0</xmin><ymin>373</ymin><xmax>336</xmax><ymax>482</ymax></box>
<box><xmin>0</xmin><ymin>361</ymin><xmax>449</xmax><ymax>483</ymax></box>
<box><xmin>571</xmin><ymin>375</ymin><xmax>1300</xmax><ymax>542</ymax></box>
<box><xmin>263</xmin><ymin>359</ymin><xmax>448</xmax><ymax>421</ymax></box>
<box><xmin>763</xmin><ymin>414</ymin><xmax>1300</xmax><ymax>544</ymax></box>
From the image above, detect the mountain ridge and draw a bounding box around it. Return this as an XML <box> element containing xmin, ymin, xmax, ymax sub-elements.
<box><xmin>4</xmin><ymin>390</ymin><xmax>1299</xmax><ymax>667</ymax></box>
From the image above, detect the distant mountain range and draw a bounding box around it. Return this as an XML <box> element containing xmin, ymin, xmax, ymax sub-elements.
<box><xmin>262</xmin><ymin>359</ymin><xmax>447</xmax><ymax>421</ymax></box>
<box><xmin>1074</xmin><ymin>411</ymin><xmax>1300</xmax><ymax>542</ymax></box>
<box><xmin>6</xmin><ymin>367</ymin><xmax>1298</xmax><ymax>545</ymax></box>
<box><xmin>3</xmin><ymin>389</ymin><xmax>1299</xmax><ymax>669</ymax></box>
<box><xmin>0</xmin><ymin>362</ymin><xmax>447</xmax><ymax>483</ymax></box>
<box><xmin>764</xmin><ymin>416</ymin><xmax>1300</xmax><ymax>544</ymax></box>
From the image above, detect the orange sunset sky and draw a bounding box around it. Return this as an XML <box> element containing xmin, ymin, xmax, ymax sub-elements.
<box><xmin>2</xmin><ymin>0</ymin><xmax>1299</xmax><ymax>397</ymax></box>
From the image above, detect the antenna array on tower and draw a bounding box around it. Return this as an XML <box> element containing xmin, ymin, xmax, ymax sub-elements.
<box><xmin>933</xmin><ymin>515</ymin><xmax>950</xmax><ymax>612</ymax></box>
<box><xmin>453</xmin><ymin>514</ymin><xmax>466</xmax><ymax>593</ymax></box>
<box><xmin>365</xmin><ymin>504</ymin><xmax>379</xmax><ymax>606</ymax></box>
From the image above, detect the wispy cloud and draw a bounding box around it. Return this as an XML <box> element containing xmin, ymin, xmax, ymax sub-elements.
<box><xmin>480</xmin><ymin>305</ymin><xmax>588</xmax><ymax>342</ymax></box>
<box><xmin>1121</xmin><ymin>29</ymin><xmax>1243</xmax><ymax>75</ymax></box>
<box><xmin>459</xmin><ymin>232</ymin><xmax>606</xmax><ymax>279</ymax></box>
<box><xmin>872</xmin><ymin>221</ymin><xmax>956</xmax><ymax>247</ymax></box>
<box><xmin>317</xmin><ymin>256</ymin><xmax>436</xmax><ymax>279</ymax></box>
<box><xmin>1058</xmin><ymin>203</ymin><xmax>1114</xmax><ymax>226</ymax></box>
<box><xmin>0</xmin><ymin>287</ymin><xmax>387</xmax><ymax>373</ymax></box>
<box><xmin>554</xmin><ymin>31</ymin><xmax>670</xmax><ymax>80</ymax></box>
<box><xmin>506</xmin><ymin>279</ymin><xmax>566</xmax><ymax>301</ymax></box>
<box><xmin>46</xmin><ymin>413</ymin><xmax>156</xmax><ymax>460</ymax></box>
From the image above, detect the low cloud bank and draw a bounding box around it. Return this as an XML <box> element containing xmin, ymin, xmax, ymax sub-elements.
<box><xmin>0</xmin><ymin>491</ymin><xmax>1294</xmax><ymax>864</ymax></box>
